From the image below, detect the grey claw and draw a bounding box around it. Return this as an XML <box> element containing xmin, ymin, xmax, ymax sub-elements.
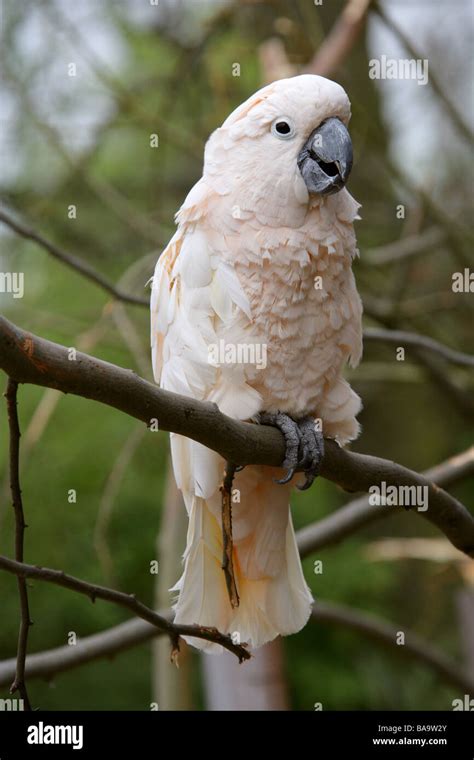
<box><xmin>296</xmin><ymin>471</ymin><xmax>316</xmax><ymax>491</ymax></box>
<box><xmin>296</xmin><ymin>417</ymin><xmax>324</xmax><ymax>490</ymax></box>
<box><xmin>275</xmin><ymin>467</ymin><xmax>296</xmax><ymax>485</ymax></box>
<box><xmin>259</xmin><ymin>412</ymin><xmax>324</xmax><ymax>490</ymax></box>
<box><xmin>259</xmin><ymin>411</ymin><xmax>301</xmax><ymax>484</ymax></box>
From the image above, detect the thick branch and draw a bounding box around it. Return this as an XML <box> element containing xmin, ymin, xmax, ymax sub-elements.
<box><xmin>298</xmin><ymin>446</ymin><xmax>474</xmax><ymax>558</ymax></box>
<box><xmin>0</xmin><ymin>207</ymin><xmax>148</xmax><ymax>308</ymax></box>
<box><xmin>0</xmin><ymin>316</ymin><xmax>473</xmax><ymax>557</ymax></box>
<box><xmin>5</xmin><ymin>380</ymin><xmax>32</xmax><ymax>710</ymax></box>
<box><xmin>0</xmin><ymin>555</ymin><xmax>249</xmax><ymax>663</ymax></box>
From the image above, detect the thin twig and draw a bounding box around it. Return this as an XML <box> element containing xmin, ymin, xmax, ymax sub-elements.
<box><xmin>0</xmin><ymin>316</ymin><xmax>473</xmax><ymax>557</ymax></box>
<box><xmin>220</xmin><ymin>461</ymin><xmax>240</xmax><ymax>609</ymax></box>
<box><xmin>365</xmin><ymin>226</ymin><xmax>445</xmax><ymax>265</ymax></box>
<box><xmin>94</xmin><ymin>425</ymin><xmax>145</xmax><ymax>585</ymax></box>
<box><xmin>5</xmin><ymin>379</ymin><xmax>32</xmax><ymax>710</ymax></box>
<box><xmin>305</xmin><ymin>0</ymin><xmax>373</xmax><ymax>76</ymax></box>
<box><xmin>311</xmin><ymin>601</ymin><xmax>474</xmax><ymax>695</ymax></box>
<box><xmin>0</xmin><ymin>207</ymin><xmax>148</xmax><ymax>308</ymax></box>
<box><xmin>411</xmin><ymin>347</ymin><xmax>474</xmax><ymax>420</ymax></box>
<box><xmin>363</xmin><ymin>319</ymin><xmax>474</xmax><ymax>421</ymax></box>
<box><xmin>0</xmin><ymin>555</ymin><xmax>250</xmax><ymax>663</ymax></box>
<box><xmin>0</xmin><ymin>56</ymin><xmax>163</xmax><ymax>245</ymax></box>
<box><xmin>364</xmin><ymin>327</ymin><xmax>474</xmax><ymax>368</ymax></box>
<box><xmin>373</xmin><ymin>2</ymin><xmax>473</xmax><ymax>144</ymax></box>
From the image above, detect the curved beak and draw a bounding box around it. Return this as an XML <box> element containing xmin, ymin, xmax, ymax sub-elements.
<box><xmin>297</xmin><ymin>117</ymin><xmax>353</xmax><ymax>196</ymax></box>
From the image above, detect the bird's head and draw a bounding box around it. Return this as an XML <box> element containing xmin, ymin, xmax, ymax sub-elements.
<box><xmin>203</xmin><ymin>74</ymin><xmax>353</xmax><ymax>226</ymax></box>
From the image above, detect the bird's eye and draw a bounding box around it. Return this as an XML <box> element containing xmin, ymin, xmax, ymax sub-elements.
<box><xmin>271</xmin><ymin>118</ymin><xmax>295</xmax><ymax>140</ymax></box>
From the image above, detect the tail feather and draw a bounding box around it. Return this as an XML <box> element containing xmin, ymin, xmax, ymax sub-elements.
<box><xmin>172</xmin><ymin>465</ymin><xmax>313</xmax><ymax>652</ymax></box>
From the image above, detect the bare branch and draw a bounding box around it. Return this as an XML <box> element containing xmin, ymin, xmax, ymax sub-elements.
<box><xmin>297</xmin><ymin>446</ymin><xmax>474</xmax><ymax>558</ymax></box>
<box><xmin>0</xmin><ymin>555</ymin><xmax>250</xmax><ymax>663</ymax></box>
<box><xmin>311</xmin><ymin>601</ymin><xmax>474</xmax><ymax>695</ymax></box>
<box><xmin>0</xmin><ymin>617</ymin><xmax>154</xmax><ymax>686</ymax></box>
<box><xmin>94</xmin><ymin>425</ymin><xmax>145</xmax><ymax>585</ymax></box>
<box><xmin>373</xmin><ymin>3</ymin><xmax>473</xmax><ymax>144</ymax></box>
<box><xmin>410</xmin><ymin>348</ymin><xmax>474</xmax><ymax>420</ymax></box>
<box><xmin>0</xmin><ymin>316</ymin><xmax>473</xmax><ymax>557</ymax></box>
<box><xmin>0</xmin><ymin>207</ymin><xmax>148</xmax><ymax>308</ymax></box>
<box><xmin>1</xmin><ymin>56</ymin><xmax>164</xmax><ymax>245</ymax></box>
<box><xmin>365</xmin><ymin>227</ymin><xmax>445</xmax><ymax>265</ymax></box>
<box><xmin>4</xmin><ymin>379</ymin><xmax>32</xmax><ymax>710</ymax></box>
<box><xmin>362</xmin><ymin>307</ymin><xmax>474</xmax><ymax>420</ymax></box>
<box><xmin>363</xmin><ymin>327</ymin><xmax>474</xmax><ymax>368</ymax></box>
<box><xmin>305</xmin><ymin>0</ymin><xmax>373</xmax><ymax>77</ymax></box>
<box><xmin>384</xmin><ymin>159</ymin><xmax>474</xmax><ymax>267</ymax></box>
<box><xmin>1</xmin><ymin>599</ymin><xmax>472</xmax><ymax>695</ymax></box>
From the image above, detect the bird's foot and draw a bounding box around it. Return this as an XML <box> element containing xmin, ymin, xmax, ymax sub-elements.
<box><xmin>258</xmin><ymin>412</ymin><xmax>324</xmax><ymax>490</ymax></box>
<box><xmin>296</xmin><ymin>417</ymin><xmax>325</xmax><ymax>491</ymax></box>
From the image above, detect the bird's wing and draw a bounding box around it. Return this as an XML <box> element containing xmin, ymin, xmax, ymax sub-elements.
<box><xmin>333</xmin><ymin>190</ymin><xmax>364</xmax><ymax>369</ymax></box>
<box><xmin>150</xmin><ymin>192</ymin><xmax>263</xmax><ymax>502</ymax></box>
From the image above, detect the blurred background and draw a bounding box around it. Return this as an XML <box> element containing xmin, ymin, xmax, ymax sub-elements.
<box><xmin>0</xmin><ymin>0</ymin><xmax>473</xmax><ymax>711</ymax></box>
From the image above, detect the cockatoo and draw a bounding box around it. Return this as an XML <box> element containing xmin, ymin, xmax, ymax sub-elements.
<box><xmin>150</xmin><ymin>74</ymin><xmax>362</xmax><ymax>652</ymax></box>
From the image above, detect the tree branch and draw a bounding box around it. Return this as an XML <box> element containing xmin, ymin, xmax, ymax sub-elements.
<box><xmin>311</xmin><ymin>601</ymin><xmax>474</xmax><ymax>695</ymax></box>
<box><xmin>0</xmin><ymin>316</ymin><xmax>473</xmax><ymax>557</ymax></box>
<box><xmin>305</xmin><ymin>0</ymin><xmax>373</xmax><ymax>77</ymax></box>
<box><xmin>365</xmin><ymin>312</ymin><xmax>474</xmax><ymax>422</ymax></box>
<box><xmin>410</xmin><ymin>347</ymin><xmax>474</xmax><ymax>420</ymax></box>
<box><xmin>373</xmin><ymin>3</ymin><xmax>473</xmax><ymax>144</ymax></box>
<box><xmin>363</xmin><ymin>328</ymin><xmax>474</xmax><ymax>368</ymax></box>
<box><xmin>364</xmin><ymin>227</ymin><xmax>445</xmax><ymax>265</ymax></box>
<box><xmin>1</xmin><ymin>600</ymin><xmax>472</xmax><ymax>695</ymax></box>
<box><xmin>0</xmin><ymin>207</ymin><xmax>148</xmax><ymax>308</ymax></box>
<box><xmin>4</xmin><ymin>379</ymin><xmax>32</xmax><ymax>710</ymax></box>
<box><xmin>0</xmin><ymin>617</ymin><xmax>155</xmax><ymax>687</ymax></box>
<box><xmin>0</xmin><ymin>555</ymin><xmax>250</xmax><ymax>663</ymax></box>
<box><xmin>297</xmin><ymin>446</ymin><xmax>474</xmax><ymax>558</ymax></box>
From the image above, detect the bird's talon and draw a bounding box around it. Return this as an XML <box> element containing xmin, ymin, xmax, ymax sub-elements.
<box><xmin>275</xmin><ymin>467</ymin><xmax>296</xmax><ymax>485</ymax></box>
<box><xmin>259</xmin><ymin>411</ymin><xmax>324</xmax><ymax>489</ymax></box>
<box><xmin>296</xmin><ymin>469</ymin><xmax>318</xmax><ymax>491</ymax></box>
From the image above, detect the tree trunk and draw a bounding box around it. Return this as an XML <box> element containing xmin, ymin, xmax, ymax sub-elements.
<box><xmin>202</xmin><ymin>640</ymin><xmax>289</xmax><ymax>711</ymax></box>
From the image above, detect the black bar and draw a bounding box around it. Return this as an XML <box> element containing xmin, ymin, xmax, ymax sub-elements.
<box><xmin>0</xmin><ymin>710</ymin><xmax>472</xmax><ymax>757</ymax></box>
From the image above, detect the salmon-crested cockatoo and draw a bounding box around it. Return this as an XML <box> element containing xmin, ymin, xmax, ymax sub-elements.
<box><xmin>151</xmin><ymin>74</ymin><xmax>363</xmax><ymax>652</ymax></box>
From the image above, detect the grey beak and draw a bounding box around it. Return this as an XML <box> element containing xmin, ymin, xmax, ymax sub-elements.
<box><xmin>297</xmin><ymin>117</ymin><xmax>353</xmax><ymax>196</ymax></box>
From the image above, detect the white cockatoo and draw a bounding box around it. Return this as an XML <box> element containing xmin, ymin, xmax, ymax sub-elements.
<box><xmin>150</xmin><ymin>74</ymin><xmax>363</xmax><ymax>652</ymax></box>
